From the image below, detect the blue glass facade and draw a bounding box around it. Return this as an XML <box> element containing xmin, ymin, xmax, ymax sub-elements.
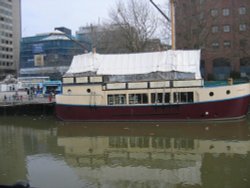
<box><xmin>20</xmin><ymin>29</ymin><xmax>90</xmax><ymax>80</ymax></box>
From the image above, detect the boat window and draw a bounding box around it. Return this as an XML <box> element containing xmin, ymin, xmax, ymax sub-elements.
<box><xmin>174</xmin><ymin>138</ymin><xmax>194</xmax><ymax>150</ymax></box>
<box><xmin>67</xmin><ymin>89</ymin><xmax>71</xmax><ymax>95</ymax></box>
<box><xmin>151</xmin><ymin>93</ymin><xmax>170</xmax><ymax>103</ymax></box>
<box><xmin>209</xmin><ymin>92</ymin><xmax>214</xmax><ymax>96</ymax></box>
<box><xmin>129</xmin><ymin>137</ymin><xmax>150</xmax><ymax>148</ymax></box>
<box><xmin>107</xmin><ymin>94</ymin><xmax>126</xmax><ymax>105</ymax></box>
<box><xmin>109</xmin><ymin>137</ymin><xmax>128</xmax><ymax>148</ymax></box>
<box><xmin>152</xmin><ymin>137</ymin><xmax>171</xmax><ymax>149</ymax></box>
<box><xmin>174</xmin><ymin>92</ymin><xmax>194</xmax><ymax>103</ymax></box>
<box><xmin>226</xmin><ymin>90</ymin><xmax>230</xmax><ymax>95</ymax></box>
<box><xmin>129</xmin><ymin>93</ymin><xmax>148</xmax><ymax>104</ymax></box>
<box><xmin>63</xmin><ymin>77</ymin><xmax>74</xmax><ymax>84</ymax></box>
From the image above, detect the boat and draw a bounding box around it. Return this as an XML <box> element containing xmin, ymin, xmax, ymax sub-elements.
<box><xmin>55</xmin><ymin>49</ymin><xmax>250</xmax><ymax>121</ymax></box>
<box><xmin>55</xmin><ymin>0</ymin><xmax>250</xmax><ymax>122</ymax></box>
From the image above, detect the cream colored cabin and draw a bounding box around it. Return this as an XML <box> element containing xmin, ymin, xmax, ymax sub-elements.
<box><xmin>56</xmin><ymin>76</ymin><xmax>250</xmax><ymax>106</ymax></box>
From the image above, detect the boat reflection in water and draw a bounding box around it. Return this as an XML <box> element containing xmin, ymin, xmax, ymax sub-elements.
<box><xmin>57</xmin><ymin>120</ymin><xmax>250</xmax><ymax>188</ymax></box>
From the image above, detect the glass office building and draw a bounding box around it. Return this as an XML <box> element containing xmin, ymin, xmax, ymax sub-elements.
<box><xmin>20</xmin><ymin>28</ymin><xmax>89</xmax><ymax>80</ymax></box>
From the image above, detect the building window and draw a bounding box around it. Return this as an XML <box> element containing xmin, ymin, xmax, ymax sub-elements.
<box><xmin>212</xmin><ymin>42</ymin><xmax>219</xmax><ymax>49</ymax></box>
<box><xmin>199</xmin><ymin>12</ymin><xmax>204</xmax><ymax>20</ymax></box>
<box><xmin>222</xmin><ymin>8</ymin><xmax>230</xmax><ymax>16</ymax></box>
<box><xmin>212</xmin><ymin>26</ymin><xmax>219</xmax><ymax>33</ymax></box>
<box><xmin>240</xmin><ymin>39</ymin><xmax>247</xmax><ymax>48</ymax></box>
<box><xmin>224</xmin><ymin>41</ymin><xmax>231</xmax><ymax>48</ymax></box>
<box><xmin>213</xmin><ymin>58</ymin><xmax>231</xmax><ymax>80</ymax></box>
<box><xmin>223</xmin><ymin>25</ymin><xmax>231</xmax><ymax>32</ymax></box>
<box><xmin>211</xmin><ymin>9</ymin><xmax>218</xmax><ymax>17</ymax></box>
<box><xmin>239</xmin><ymin>24</ymin><xmax>247</xmax><ymax>31</ymax></box>
<box><xmin>199</xmin><ymin>0</ymin><xmax>205</xmax><ymax>4</ymax></box>
<box><xmin>239</xmin><ymin>7</ymin><xmax>246</xmax><ymax>15</ymax></box>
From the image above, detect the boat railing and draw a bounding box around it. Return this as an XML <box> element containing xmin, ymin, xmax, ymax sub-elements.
<box><xmin>204</xmin><ymin>79</ymin><xmax>249</xmax><ymax>88</ymax></box>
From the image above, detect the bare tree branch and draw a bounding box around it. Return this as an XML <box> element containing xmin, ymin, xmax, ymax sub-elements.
<box><xmin>107</xmin><ymin>0</ymin><xmax>159</xmax><ymax>52</ymax></box>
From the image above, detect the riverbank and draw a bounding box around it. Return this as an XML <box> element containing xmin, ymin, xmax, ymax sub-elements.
<box><xmin>0</xmin><ymin>91</ymin><xmax>55</xmax><ymax>116</ymax></box>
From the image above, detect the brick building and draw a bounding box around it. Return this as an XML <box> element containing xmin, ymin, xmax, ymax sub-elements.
<box><xmin>174</xmin><ymin>0</ymin><xmax>250</xmax><ymax>80</ymax></box>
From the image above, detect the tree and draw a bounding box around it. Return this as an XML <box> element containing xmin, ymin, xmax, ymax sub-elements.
<box><xmin>108</xmin><ymin>0</ymin><xmax>159</xmax><ymax>52</ymax></box>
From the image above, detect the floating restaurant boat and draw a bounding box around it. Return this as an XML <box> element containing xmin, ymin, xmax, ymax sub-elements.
<box><xmin>55</xmin><ymin>50</ymin><xmax>250</xmax><ymax>121</ymax></box>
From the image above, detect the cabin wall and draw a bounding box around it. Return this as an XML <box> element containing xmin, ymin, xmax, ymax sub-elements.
<box><xmin>57</xmin><ymin>82</ymin><xmax>250</xmax><ymax>106</ymax></box>
<box><xmin>198</xmin><ymin>83</ymin><xmax>250</xmax><ymax>102</ymax></box>
<box><xmin>63</xmin><ymin>85</ymin><xmax>103</xmax><ymax>95</ymax></box>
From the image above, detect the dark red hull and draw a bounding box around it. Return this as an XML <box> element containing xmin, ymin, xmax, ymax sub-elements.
<box><xmin>56</xmin><ymin>96</ymin><xmax>250</xmax><ymax>121</ymax></box>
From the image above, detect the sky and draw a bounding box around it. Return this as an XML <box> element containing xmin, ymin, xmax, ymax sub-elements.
<box><xmin>21</xmin><ymin>0</ymin><xmax>167</xmax><ymax>37</ymax></box>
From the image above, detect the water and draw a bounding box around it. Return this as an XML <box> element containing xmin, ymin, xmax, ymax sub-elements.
<box><xmin>0</xmin><ymin>116</ymin><xmax>250</xmax><ymax>188</ymax></box>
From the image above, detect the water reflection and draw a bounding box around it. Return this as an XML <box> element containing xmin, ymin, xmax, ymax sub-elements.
<box><xmin>0</xmin><ymin>116</ymin><xmax>63</xmax><ymax>186</ymax></box>
<box><xmin>57</xmin><ymin>120</ymin><xmax>250</xmax><ymax>188</ymax></box>
<box><xmin>0</xmin><ymin>116</ymin><xmax>250</xmax><ymax>188</ymax></box>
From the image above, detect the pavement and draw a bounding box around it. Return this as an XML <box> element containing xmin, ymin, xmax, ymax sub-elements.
<box><xmin>0</xmin><ymin>91</ymin><xmax>55</xmax><ymax>105</ymax></box>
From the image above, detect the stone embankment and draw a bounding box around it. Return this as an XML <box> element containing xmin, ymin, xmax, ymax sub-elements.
<box><xmin>0</xmin><ymin>91</ymin><xmax>55</xmax><ymax>116</ymax></box>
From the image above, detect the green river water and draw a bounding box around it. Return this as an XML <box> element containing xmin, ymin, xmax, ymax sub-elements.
<box><xmin>0</xmin><ymin>115</ymin><xmax>250</xmax><ymax>188</ymax></box>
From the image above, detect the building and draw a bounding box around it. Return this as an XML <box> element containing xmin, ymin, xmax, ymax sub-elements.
<box><xmin>20</xmin><ymin>28</ymin><xmax>89</xmax><ymax>80</ymax></box>
<box><xmin>76</xmin><ymin>24</ymin><xmax>166</xmax><ymax>54</ymax></box>
<box><xmin>175</xmin><ymin>0</ymin><xmax>250</xmax><ymax>80</ymax></box>
<box><xmin>0</xmin><ymin>0</ymin><xmax>21</xmax><ymax>79</ymax></box>
<box><xmin>76</xmin><ymin>24</ymin><xmax>128</xmax><ymax>54</ymax></box>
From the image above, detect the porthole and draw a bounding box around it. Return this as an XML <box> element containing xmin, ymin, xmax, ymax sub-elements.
<box><xmin>209</xmin><ymin>92</ymin><xmax>214</xmax><ymax>97</ymax></box>
<box><xmin>67</xmin><ymin>89</ymin><xmax>72</xmax><ymax>94</ymax></box>
<box><xmin>87</xmin><ymin>88</ymin><xmax>91</xmax><ymax>93</ymax></box>
<box><xmin>226</xmin><ymin>90</ymin><xmax>230</xmax><ymax>95</ymax></box>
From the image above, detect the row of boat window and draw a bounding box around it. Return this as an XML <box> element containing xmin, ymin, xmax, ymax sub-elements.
<box><xmin>107</xmin><ymin>92</ymin><xmax>194</xmax><ymax>105</ymax></box>
<box><xmin>109</xmin><ymin>136</ymin><xmax>194</xmax><ymax>149</ymax></box>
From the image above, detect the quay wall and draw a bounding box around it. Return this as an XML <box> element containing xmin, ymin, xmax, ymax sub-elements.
<box><xmin>0</xmin><ymin>103</ymin><xmax>55</xmax><ymax>116</ymax></box>
<box><xmin>0</xmin><ymin>91</ymin><xmax>55</xmax><ymax>116</ymax></box>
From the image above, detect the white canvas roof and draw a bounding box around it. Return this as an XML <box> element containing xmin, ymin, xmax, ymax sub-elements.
<box><xmin>66</xmin><ymin>50</ymin><xmax>201</xmax><ymax>79</ymax></box>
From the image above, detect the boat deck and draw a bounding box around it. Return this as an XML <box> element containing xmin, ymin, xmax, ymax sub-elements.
<box><xmin>204</xmin><ymin>80</ymin><xmax>248</xmax><ymax>87</ymax></box>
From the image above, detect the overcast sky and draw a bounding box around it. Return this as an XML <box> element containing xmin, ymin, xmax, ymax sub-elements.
<box><xmin>21</xmin><ymin>0</ymin><xmax>166</xmax><ymax>37</ymax></box>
